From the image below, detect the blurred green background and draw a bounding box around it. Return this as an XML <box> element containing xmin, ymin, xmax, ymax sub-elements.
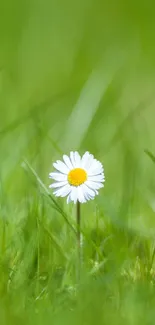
<box><xmin>1</xmin><ymin>0</ymin><xmax>155</xmax><ymax>324</ymax></box>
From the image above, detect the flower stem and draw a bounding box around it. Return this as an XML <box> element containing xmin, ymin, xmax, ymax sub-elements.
<box><xmin>1</xmin><ymin>220</ymin><xmax>6</xmax><ymax>255</ymax></box>
<box><xmin>76</xmin><ymin>201</ymin><xmax>81</xmax><ymax>282</ymax></box>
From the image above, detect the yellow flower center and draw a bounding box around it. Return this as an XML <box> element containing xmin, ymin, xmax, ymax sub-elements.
<box><xmin>68</xmin><ymin>168</ymin><xmax>87</xmax><ymax>186</ymax></box>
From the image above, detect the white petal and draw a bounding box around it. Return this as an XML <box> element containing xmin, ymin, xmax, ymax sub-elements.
<box><xmin>89</xmin><ymin>168</ymin><xmax>103</xmax><ymax>176</ymax></box>
<box><xmin>86</xmin><ymin>156</ymin><xmax>95</xmax><ymax>170</ymax></box>
<box><xmin>70</xmin><ymin>187</ymin><xmax>78</xmax><ymax>204</ymax></box>
<box><xmin>88</xmin><ymin>159</ymin><xmax>104</xmax><ymax>175</ymax></box>
<box><xmin>82</xmin><ymin>184</ymin><xmax>96</xmax><ymax>199</ymax></box>
<box><xmin>53</xmin><ymin>160</ymin><xmax>69</xmax><ymax>174</ymax></box>
<box><xmin>85</xmin><ymin>180</ymin><xmax>104</xmax><ymax>190</ymax></box>
<box><xmin>80</xmin><ymin>184</ymin><xmax>92</xmax><ymax>201</ymax></box>
<box><xmin>70</xmin><ymin>151</ymin><xmax>76</xmax><ymax>168</ymax></box>
<box><xmin>63</xmin><ymin>155</ymin><xmax>73</xmax><ymax>169</ymax></box>
<box><xmin>88</xmin><ymin>174</ymin><xmax>105</xmax><ymax>182</ymax></box>
<box><xmin>74</xmin><ymin>151</ymin><xmax>81</xmax><ymax>167</ymax></box>
<box><xmin>81</xmin><ymin>152</ymin><xmax>89</xmax><ymax>167</ymax></box>
<box><xmin>85</xmin><ymin>185</ymin><xmax>96</xmax><ymax>198</ymax></box>
<box><xmin>84</xmin><ymin>191</ymin><xmax>91</xmax><ymax>202</ymax></box>
<box><xmin>54</xmin><ymin>184</ymin><xmax>71</xmax><ymax>197</ymax></box>
<box><xmin>84</xmin><ymin>191</ymin><xmax>92</xmax><ymax>201</ymax></box>
<box><xmin>49</xmin><ymin>172</ymin><xmax>67</xmax><ymax>181</ymax></box>
<box><xmin>77</xmin><ymin>186</ymin><xmax>86</xmax><ymax>203</ymax></box>
<box><xmin>67</xmin><ymin>193</ymin><xmax>72</xmax><ymax>204</ymax></box>
<box><xmin>81</xmin><ymin>152</ymin><xmax>94</xmax><ymax>170</ymax></box>
<box><xmin>81</xmin><ymin>152</ymin><xmax>91</xmax><ymax>168</ymax></box>
<box><xmin>49</xmin><ymin>181</ymin><xmax>68</xmax><ymax>188</ymax></box>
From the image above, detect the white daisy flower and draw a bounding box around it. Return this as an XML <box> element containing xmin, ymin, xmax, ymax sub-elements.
<box><xmin>49</xmin><ymin>151</ymin><xmax>105</xmax><ymax>204</ymax></box>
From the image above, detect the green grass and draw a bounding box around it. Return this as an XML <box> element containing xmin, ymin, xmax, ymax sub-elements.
<box><xmin>1</xmin><ymin>0</ymin><xmax>155</xmax><ymax>324</ymax></box>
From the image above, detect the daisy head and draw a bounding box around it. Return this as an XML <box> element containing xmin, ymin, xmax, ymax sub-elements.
<box><xmin>49</xmin><ymin>151</ymin><xmax>105</xmax><ymax>204</ymax></box>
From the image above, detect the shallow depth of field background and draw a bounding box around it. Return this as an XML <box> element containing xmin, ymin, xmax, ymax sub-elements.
<box><xmin>1</xmin><ymin>0</ymin><xmax>155</xmax><ymax>324</ymax></box>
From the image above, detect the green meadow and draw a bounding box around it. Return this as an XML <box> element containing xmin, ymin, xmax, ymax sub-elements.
<box><xmin>1</xmin><ymin>0</ymin><xmax>155</xmax><ymax>324</ymax></box>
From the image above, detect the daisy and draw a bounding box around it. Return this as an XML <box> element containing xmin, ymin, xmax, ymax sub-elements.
<box><xmin>49</xmin><ymin>151</ymin><xmax>105</xmax><ymax>204</ymax></box>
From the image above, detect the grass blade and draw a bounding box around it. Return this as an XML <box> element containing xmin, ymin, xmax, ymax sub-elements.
<box><xmin>145</xmin><ymin>149</ymin><xmax>155</xmax><ymax>164</ymax></box>
<box><xmin>22</xmin><ymin>159</ymin><xmax>76</xmax><ymax>235</ymax></box>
